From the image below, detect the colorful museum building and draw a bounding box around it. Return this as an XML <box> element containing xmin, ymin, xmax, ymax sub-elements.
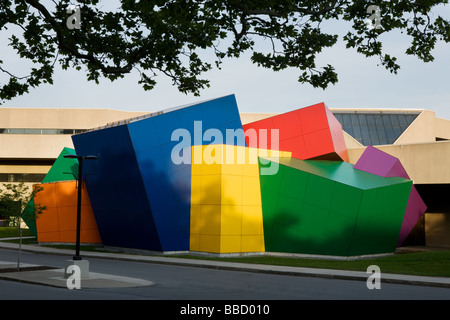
<box><xmin>1</xmin><ymin>95</ymin><xmax>449</xmax><ymax>257</ymax></box>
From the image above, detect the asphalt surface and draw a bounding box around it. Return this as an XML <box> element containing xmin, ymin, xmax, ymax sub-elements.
<box><xmin>1</xmin><ymin>238</ymin><xmax>450</xmax><ymax>291</ymax></box>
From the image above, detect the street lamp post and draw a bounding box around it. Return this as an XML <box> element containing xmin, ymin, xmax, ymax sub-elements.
<box><xmin>64</xmin><ymin>154</ymin><xmax>97</xmax><ymax>261</ymax></box>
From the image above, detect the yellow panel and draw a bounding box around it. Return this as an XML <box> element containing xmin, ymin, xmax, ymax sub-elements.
<box><xmin>221</xmin><ymin>162</ymin><xmax>244</xmax><ymax>177</ymax></box>
<box><xmin>200</xmin><ymin>175</ymin><xmax>222</xmax><ymax>205</ymax></box>
<box><xmin>188</xmin><ymin>144</ymin><xmax>288</xmax><ymax>254</ymax></box>
<box><xmin>200</xmin><ymin>204</ymin><xmax>221</xmax><ymax>235</ymax></box>
<box><xmin>220</xmin><ymin>235</ymin><xmax>242</xmax><ymax>253</ymax></box>
<box><xmin>201</xmin><ymin>162</ymin><xmax>222</xmax><ymax>175</ymax></box>
<box><xmin>242</xmin><ymin>162</ymin><xmax>259</xmax><ymax>177</ymax></box>
<box><xmin>190</xmin><ymin>204</ymin><xmax>202</xmax><ymax>234</ymax></box>
<box><xmin>242</xmin><ymin>176</ymin><xmax>262</xmax><ymax>206</ymax></box>
<box><xmin>190</xmin><ymin>174</ymin><xmax>204</xmax><ymax>205</ymax></box>
<box><xmin>191</xmin><ymin>162</ymin><xmax>202</xmax><ymax>176</ymax></box>
<box><xmin>260</xmin><ymin>148</ymin><xmax>292</xmax><ymax>158</ymax></box>
<box><xmin>221</xmin><ymin>174</ymin><xmax>243</xmax><ymax>205</ymax></box>
<box><xmin>190</xmin><ymin>234</ymin><xmax>200</xmax><ymax>251</ymax></box>
<box><xmin>202</xmin><ymin>144</ymin><xmax>224</xmax><ymax>166</ymax></box>
<box><xmin>199</xmin><ymin>234</ymin><xmax>221</xmax><ymax>253</ymax></box>
<box><xmin>221</xmin><ymin>205</ymin><xmax>242</xmax><ymax>236</ymax></box>
<box><xmin>241</xmin><ymin>235</ymin><xmax>265</xmax><ymax>252</ymax></box>
<box><xmin>221</xmin><ymin>145</ymin><xmax>245</xmax><ymax>176</ymax></box>
<box><xmin>241</xmin><ymin>205</ymin><xmax>264</xmax><ymax>235</ymax></box>
<box><xmin>191</xmin><ymin>146</ymin><xmax>203</xmax><ymax>176</ymax></box>
<box><xmin>191</xmin><ymin>145</ymin><xmax>204</xmax><ymax>166</ymax></box>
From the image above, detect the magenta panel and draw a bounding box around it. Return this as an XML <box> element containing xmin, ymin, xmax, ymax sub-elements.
<box><xmin>354</xmin><ymin>146</ymin><xmax>427</xmax><ymax>246</ymax></box>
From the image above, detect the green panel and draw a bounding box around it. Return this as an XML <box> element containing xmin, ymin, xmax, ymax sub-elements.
<box><xmin>258</xmin><ymin>158</ymin><xmax>284</xmax><ymax>192</ymax></box>
<box><xmin>304</xmin><ymin>174</ymin><xmax>335</xmax><ymax>211</ymax></box>
<box><xmin>262</xmin><ymin>157</ymin><xmax>411</xmax><ymax>190</ymax></box>
<box><xmin>260</xmin><ymin>157</ymin><xmax>412</xmax><ymax>257</ymax></box>
<box><xmin>262</xmin><ymin>193</ymin><xmax>305</xmax><ymax>252</ymax></box>
<box><xmin>298</xmin><ymin>203</ymin><xmax>329</xmax><ymax>237</ymax></box>
<box><xmin>260</xmin><ymin>187</ymin><xmax>279</xmax><ymax>220</ymax></box>
<box><xmin>293</xmin><ymin>230</ymin><xmax>324</xmax><ymax>255</ymax></box>
<box><xmin>348</xmin><ymin>181</ymin><xmax>412</xmax><ymax>256</ymax></box>
<box><xmin>330</xmin><ymin>183</ymin><xmax>363</xmax><ymax>220</ymax></box>
<box><xmin>22</xmin><ymin>147</ymin><xmax>78</xmax><ymax>235</ymax></box>
<box><xmin>42</xmin><ymin>147</ymin><xmax>78</xmax><ymax>183</ymax></box>
<box><xmin>324</xmin><ymin>212</ymin><xmax>357</xmax><ymax>256</ymax></box>
<box><xmin>21</xmin><ymin>198</ymin><xmax>37</xmax><ymax>237</ymax></box>
<box><xmin>279</xmin><ymin>165</ymin><xmax>309</xmax><ymax>201</ymax></box>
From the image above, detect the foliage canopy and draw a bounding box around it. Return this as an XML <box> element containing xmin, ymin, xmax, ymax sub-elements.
<box><xmin>0</xmin><ymin>0</ymin><xmax>449</xmax><ymax>103</ymax></box>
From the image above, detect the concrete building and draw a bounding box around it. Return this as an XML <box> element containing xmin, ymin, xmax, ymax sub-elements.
<box><xmin>0</xmin><ymin>108</ymin><xmax>148</xmax><ymax>184</ymax></box>
<box><xmin>1</xmin><ymin>106</ymin><xmax>449</xmax><ymax>248</ymax></box>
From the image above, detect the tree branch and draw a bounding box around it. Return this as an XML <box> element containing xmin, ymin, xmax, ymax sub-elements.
<box><xmin>24</xmin><ymin>0</ymin><xmax>133</xmax><ymax>75</ymax></box>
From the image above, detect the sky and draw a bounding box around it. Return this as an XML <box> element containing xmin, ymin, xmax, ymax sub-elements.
<box><xmin>2</xmin><ymin>4</ymin><xmax>450</xmax><ymax>120</ymax></box>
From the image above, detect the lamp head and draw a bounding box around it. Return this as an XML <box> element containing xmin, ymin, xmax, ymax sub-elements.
<box><xmin>63</xmin><ymin>154</ymin><xmax>98</xmax><ymax>160</ymax></box>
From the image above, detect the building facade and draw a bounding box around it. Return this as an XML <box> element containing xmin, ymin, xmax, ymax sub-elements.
<box><xmin>1</xmin><ymin>105</ymin><xmax>449</xmax><ymax>248</ymax></box>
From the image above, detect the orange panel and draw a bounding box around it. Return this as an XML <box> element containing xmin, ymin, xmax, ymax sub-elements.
<box><xmin>35</xmin><ymin>181</ymin><xmax>102</xmax><ymax>244</ymax></box>
<box><xmin>59</xmin><ymin>230</ymin><xmax>77</xmax><ymax>243</ymax></box>
<box><xmin>55</xmin><ymin>181</ymin><xmax>78</xmax><ymax>208</ymax></box>
<box><xmin>80</xmin><ymin>229</ymin><xmax>102</xmax><ymax>243</ymax></box>
<box><xmin>35</xmin><ymin>183</ymin><xmax>57</xmax><ymax>208</ymax></box>
<box><xmin>80</xmin><ymin>204</ymin><xmax>98</xmax><ymax>230</ymax></box>
<box><xmin>37</xmin><ymin>232</ymin><xmax>60</xmax><ymax>243</ymax></box>
<box><xmin>57</xmin><ymin>206</ymin><xmax>77</xmax><ymax>231</ymax></box>
<box><xmin>35</xmin><ymin>206</ymin><xmax>60</xmax><ymax>233</ymax></box>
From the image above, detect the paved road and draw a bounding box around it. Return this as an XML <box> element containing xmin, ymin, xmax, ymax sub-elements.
<box><xmin>2</xmin><ymin>248</ymin><xmax>450</xmax><ymax>302</ymax></box>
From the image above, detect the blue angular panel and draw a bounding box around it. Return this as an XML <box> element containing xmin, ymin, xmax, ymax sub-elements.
<box><xmin>72</xmin><ymin>94</ymin><xmax>246</xmax><ymax>252</ymax></box>
<box><xmin>72</xmin><ymin>124</ymin><xmax>162</xmax><ymax>251</ymax></box>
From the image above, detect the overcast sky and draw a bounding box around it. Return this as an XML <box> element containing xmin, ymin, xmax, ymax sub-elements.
<box><xmin>2</xmin><ymin>4</ymin><xmax>450</xmax><ymax>120</ymax></box>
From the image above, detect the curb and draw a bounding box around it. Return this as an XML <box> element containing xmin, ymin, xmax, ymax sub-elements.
<box><xmin>1</xmin><ymin>240</ymin><xmax>450</xmax><ymax>288</ymax></box>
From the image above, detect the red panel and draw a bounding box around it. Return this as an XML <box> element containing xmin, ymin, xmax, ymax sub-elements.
<box><xmin>243</xmin><ymin>102</ymin><xmax>349</xmax><ymax>162</ymax></box>
<box><xmin>325</xmin><ymin>107</ymin><xmax>350</xmax><ymax>162</ymax></box>
<box><xmin>244</xmin><ymin>118</ymin><xmax>273</xmax><ymax>148</ymax></box>
<box><xmin>280</xmin><ymin>136</ymin><xmax>308</xmax><ymax>160</ymax></box>
<box><xmin>304</xmin><ymin>129</ymin><xmax>334</xmax><ymax>158</ymax></box>
<box><xmin>245</xmin><ymin>126</ymin><xmax>275</xmax><ymax>150</ymax></box>
<box><xmin>297</xmin><ymin>103</ymin><xmax>329</xmax><ymax>134</ymax></box>
<box><xmin>271</xmin><ymin>110</ymin><xmax>303</xmax><ymax>140</ymax></box>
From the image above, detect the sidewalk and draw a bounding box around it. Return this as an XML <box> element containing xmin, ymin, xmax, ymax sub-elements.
<box><xmin>1</xmin><ymin>239</ymin><xmax>450</xmax><ymax>289</ymax></box>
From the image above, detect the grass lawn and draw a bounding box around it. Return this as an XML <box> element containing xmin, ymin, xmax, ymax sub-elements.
<box><xmin>1</xmin><ymin>227</ymin><xmax>449</xmax><ymax>278</ymax></box>
<box><xmin>0</xmin><ymin>227</ymin><xmax>34</xmax><ymax>238</ymax></box>
<box><xmin>175</xmin><ymin>250</ymin><xmax>450</xmax><ymax>278</ymax></box>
